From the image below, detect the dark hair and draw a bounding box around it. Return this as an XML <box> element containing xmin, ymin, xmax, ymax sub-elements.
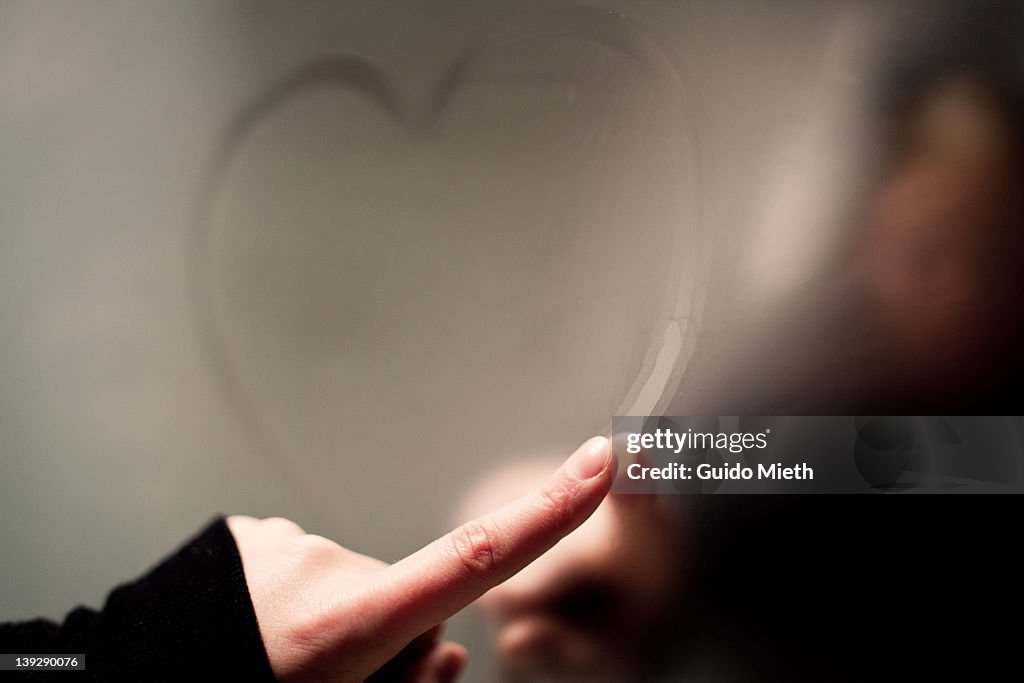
<box><xmin>876</xmin><ymin>1</ymin><xmax>1024</xmax><ymax>155</ymax></box>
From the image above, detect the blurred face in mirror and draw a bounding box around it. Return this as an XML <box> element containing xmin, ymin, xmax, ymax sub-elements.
<box><xmin>855</xmin><ymin>77</ymin><xmax>1024</xmax><ymax>399</ymax></box>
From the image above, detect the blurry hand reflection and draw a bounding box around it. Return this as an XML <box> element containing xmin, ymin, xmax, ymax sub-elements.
<box><xmin>461</xmin><ymin>459</ymin><xmax>688</xmax><ymax>682</ymax></box>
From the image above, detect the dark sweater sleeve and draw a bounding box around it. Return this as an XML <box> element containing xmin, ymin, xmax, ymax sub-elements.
<box><xmin>0</xmin><ymin>517</ymin><xmax>277</xmax><ymax>682</ymax></box>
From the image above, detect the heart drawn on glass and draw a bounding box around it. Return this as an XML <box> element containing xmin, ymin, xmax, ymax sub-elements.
<box><xmin>195</xmin><ymin>8</ymin><xmax>707</xmax><ymax>528</ymax></box>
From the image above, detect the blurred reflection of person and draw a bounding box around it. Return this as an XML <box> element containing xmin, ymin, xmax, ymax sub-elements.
<box><xmin>677</xmin><ymin>49</ymin><xmax>1024</xmax><ymax>415</ymax></box>
<box><xmin>468</xmin><ymin>4</ymin><xmax>1024</xmax><ymax>681</ymax></box>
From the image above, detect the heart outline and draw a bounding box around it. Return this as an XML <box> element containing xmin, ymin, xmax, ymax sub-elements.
<box><xmin>191</xmin><ymin>6</ymin><xmax>708</xmax><ymax>509</ymax></box>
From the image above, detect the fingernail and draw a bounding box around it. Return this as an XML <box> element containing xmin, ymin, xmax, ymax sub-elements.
<box><xmin>566</xmin><ymin>436</ymin><xmax>611</xmax><ymax>480</ymax></box>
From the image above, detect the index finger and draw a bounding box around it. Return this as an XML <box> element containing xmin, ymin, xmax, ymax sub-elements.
<box><xmin>374</xmin><ymin>436</ymin><xmax>614</xmax><ymax>640</ymax></box>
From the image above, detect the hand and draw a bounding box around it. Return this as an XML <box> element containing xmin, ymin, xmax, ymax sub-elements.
<box><xmin>228</xmin><ymin>436</ymin><xmax>613</xmax><ymax>682</ymax></box>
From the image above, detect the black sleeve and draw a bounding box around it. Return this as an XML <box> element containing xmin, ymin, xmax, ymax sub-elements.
<box><xmin>0</xmin><ymin>517</ymin><xmax>277</xmax><ymax>682</ymax></box>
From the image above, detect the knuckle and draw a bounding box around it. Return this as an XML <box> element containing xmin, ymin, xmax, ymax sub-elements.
<box><xmin>537</xmin><ymin>476</ymin><xmax>576</xmax><ymax>529</ymax></box>
<box><xmin>226</xmin><ymin>515</ymin><xmax>257</xmax><ymax>537</ymax></box>
<box><xmin>288</xmin><ymin>534</ymin><xmax>342</xmax><ymax>568</ymax></box>
<box><xmin>292</xmin><ymin>534</ymin><xmax>339</xmax><ymax>558</ymax></box>
<box><xmin>262</xmin><ymin>516</ymin><xmax>305</xmax><ymax>537</ymax></box>
<box><xmin>450</xmin><ymin>519</ymin><xmax>500</xmax><ymax>580</ymax></box>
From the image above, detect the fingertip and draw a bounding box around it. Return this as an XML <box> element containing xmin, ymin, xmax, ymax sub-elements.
<box><xmin>436</xmin><ymin>642</ymin><xmax>468</xmax><ymax>683</ymax></box>
<box><xmin>564</xmin><ymin>436</ymin><xmax>613</xmax><ymax>481</ymax></box>
<box><xmin>417</xmin><ymin>642</ymin><xmax>467</xmax><ymax>683</ymax></box>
